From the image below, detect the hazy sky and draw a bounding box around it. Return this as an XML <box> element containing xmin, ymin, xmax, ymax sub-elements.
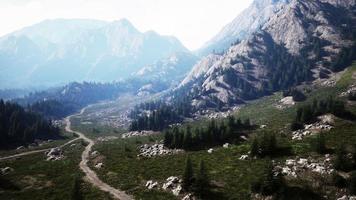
<box><xmin>0</xmin><ymin>0</ymin><xmax>253</xmax><ymax>50</ymax></box>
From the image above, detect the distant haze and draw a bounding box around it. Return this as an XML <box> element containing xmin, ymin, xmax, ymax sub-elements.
<box><xmin>0</xmin><ymin>0</ymin><xmax>252</xmax><ymax>50</ymax></box>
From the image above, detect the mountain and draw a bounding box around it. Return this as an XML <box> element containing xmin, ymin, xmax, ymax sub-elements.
<box><xmin>196</xmin><ymin>0</ymin><xmax>291</xmax><ymax>56</ymax></box>
<box><xmin>178</xmin><ymin>0</ymin><xmax>355</xmax><ymax>109</ymax></box>
<box><xmin>134</xmin><ymin>51</ymin><xmax>199</xmax><ymax>85</ymax></box>
<box><xmin>0</xmin><ymin>19</ymin><xmax>188</xmax><ymax>88</ymax></box>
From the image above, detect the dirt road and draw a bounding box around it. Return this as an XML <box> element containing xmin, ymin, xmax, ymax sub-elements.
<box><xmin>65</xmin><ymin>108</ymin><xmax>133</xmax><ymax>200</ymax></box>
<box><xmin>0</xmin><ymin>137</ymin><xmax>80</xmax><ymax>162</ymax></box>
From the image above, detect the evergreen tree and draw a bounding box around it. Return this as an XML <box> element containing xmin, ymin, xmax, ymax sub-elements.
<box><xmin>314</xmin><ymin>133</ymin><xmax>326</xmax><ymax>154</ymax></box>
<box><xmin>350</xmin><ymin>172</ymin><xmax>356</xmax><ymax>195</ymax></box>
<box><xmin>194</xmin><ymin>160</ymin><xmax>209</xmax><ymax>197</ymax></box>
<box><xmin>250</xmin><ymin>137</ymin><xmax>259</xmax><ymax>157</ymax></box>
<box><xmin>183</xmin><ymin>156</ymin><xmax>194</xmax><ymax>190</ymax></box>
<box><xmin>71</xmin><ymin>176</ymin><xmax>83</xmax><ymax>200</ymax></box>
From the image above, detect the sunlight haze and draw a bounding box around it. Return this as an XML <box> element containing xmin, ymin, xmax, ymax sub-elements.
<box><xmin>0</xmin><ymin>0</ymin><xmax>253</xmax><ymax>50</ymax></box>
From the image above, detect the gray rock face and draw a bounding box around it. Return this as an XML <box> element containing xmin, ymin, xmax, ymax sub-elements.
<box><xmin>197</xmin><ymin>0</ymin><xmax>291</xmax><ymax>56</ymax></box>
<box><xmin>178</xmin><ymin>0</ymin><xmax>355</xmax><ymax>108</ymax></box>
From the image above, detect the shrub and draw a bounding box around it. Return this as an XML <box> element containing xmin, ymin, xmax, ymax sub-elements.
<box><xmin>350</xmin><ymin>172</ymin><xmax>356</xmax><ymax>195</ymax></box>
<box><xmin>332</xmin><ymin>173</ymin><xmax>347</xmax><ymax>188</ymax></box>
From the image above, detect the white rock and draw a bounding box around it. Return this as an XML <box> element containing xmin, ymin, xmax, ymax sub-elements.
<box><xmin>95</xmin><ymin>163</ymin><xmax>104</xmax><ymax>169</ymax></box>
<box><xmin>207</xmin><ymin>148</ymin><xmax>213</xmax><ymax>154</ymax></box>
<box><xmin>172</xmin><ymin>184</ymin><xmax>182</xmax><ymax>196</ymax></box>
<box><xmin>223</xmin><ymin>143</ymin><xmax>230</xmax><ymax>148</ymax></box>
<box><xmin>337</xmin><ymin>195</ymin><xmax>348</xmax><ymax>200</ymax></box>
<box><xmin>1</xmin><ymin>167</ymin><xmax>13</xmax><ymax>174</ymax></box>
<box><xmin>16</xmin><ymin>146</ymin><xmax>25</xmax><ymax>150</ymax></box>
<box><xmin>182</xmin><ymin>193</ymin><xmax>194</xmax><ymax>200</ymax></box>
<box><xmin>145</xmin><ymin>180</ymin><xmax>158</xmax><ymax>189</ymax></box>
<box><xmin>286</xmin><ymin>159</ymin><xmax>295</xmax><ymax>166</ymax></box>
<box><xmin>239</xmin><ymin>155</ymin><xmax>249</xmax><ymax>160</ymax></box>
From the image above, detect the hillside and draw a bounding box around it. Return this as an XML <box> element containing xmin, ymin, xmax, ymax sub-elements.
<box><xmin>196</xmin><ymin>0</ymin><xmax>290</xmax><ymax>56</ymax></box>
<box><xmin>179</xmin><ymin>0</ymin><xmax>355</xmax><ymax>109</ymax></box>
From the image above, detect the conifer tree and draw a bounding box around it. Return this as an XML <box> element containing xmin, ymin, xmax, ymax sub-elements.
<box><xmin>195</xmin><ymin>160</ymin><xmax>209</xmax><ymax>197</ymax></box>
<box><xmin>183</xmin><ymin>156</ymin><xmax>194</xmax><ymax>190</ymax></box>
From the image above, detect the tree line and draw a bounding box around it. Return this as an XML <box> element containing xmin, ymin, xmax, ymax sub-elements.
<box><xmin>129</xmin><ymin>100</ymin><xmax>192</xmax><ymax>131</ymax></box>
<box><xmin>291</xmin><ymin>96</ymin><xmax>354</xmax><ymax>130</ymax></box>
<box><xmin>0</xmin><ymin>99</ymin><xmax>60</xmax><ymax>148</ymax></box>
<box><xmin>164</xmin><ymin>116</ymin><xmax>252</xmax><ymax>150</ymax></box>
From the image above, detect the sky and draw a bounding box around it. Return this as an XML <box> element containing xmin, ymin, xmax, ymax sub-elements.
<box><xmin>0</xmin><ymin>0</ymin><xmax>253</xmax><ymax>50</ymax></box>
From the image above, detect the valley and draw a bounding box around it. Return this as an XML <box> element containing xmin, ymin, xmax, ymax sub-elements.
<box><xmin>0</xmin><ymin>0</ymin><xmax>355</xmax><ymax>199</ymax></box>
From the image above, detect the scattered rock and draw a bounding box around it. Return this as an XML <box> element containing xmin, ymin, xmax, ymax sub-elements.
<box><xmin>145</xmin><ymin>180</ymin><xmax>158</xmax><ymax>189</ymax></box>
<box><xmin>121</xmin><ymin>130</ymin><xmax>159</xmax><ymax>139</ymax></box>
<box><xmin>95</xmin><ymin>163</ymin><xmax>104</xmax><ymax>169</ymax></box>
<box><xmin>45</xmin><ymin>147</ymin><xmax>63</xmax><ymax>161</ymax></box>
<box><xmin>292</xmin><ymin>121</ymin><xmax>333</xmax><ymax>140</ymax></box>
<box><xmin>207</xmin><ymin>148</ymin><xmax>214</xmax><ymax>154</ymax></box>
<box><xmin>172</xmin><ymin>184</ymin><xmax>182</xmax><ymax>196</ymax></box>
<box><xmin>16</xmin><ymin>146</ymin><xmax>25</xmax><ymax>150</ymax></box>
<box><xmin>182</xmin><ymin>193</ymin><xmax>195</xmax><ymax>200</ymax></box>
<box><xmin>91</xmin><ymin>151</ymin><xmax>99</xmax><ymax>156</ymax></box>
<box><xmin>97</xmin><ymin>136</ymin><xmax>119</xmax><ymax>142</ymax></box>
<box><xmin>275</xmin><ymin>157</ymin><xmax>334</xmax><ymax>178</ymax></box>
<box><xmin>239</xmin><ymin>155</ymin><xmax>249</xmax><ymax>160</ymax></box>
<box><xmin>138</xmin><ymin>144</ymin><xmax>183</xmax><ymax>157</ymax></box>
<box><xmin>337</xmin><ymin>195</ymin><xmax>348</xmax><ymax>200</ymax></box>
<box><xmin>260</xmin><ymin>125</ymin><xmax>267</xmax><ymax>129</ymax></box>
<box><xmin>275</xmin><ymin>96</ymin><xmax>295</xmax><ymax>109</ymax></box>
<box><xmin>1</xmin><ymin>167</ymin><xmax>14</xmax><ymax>175</ymax></box>
<box><xmin>163</xmin><ymin>176</ymin><xmax>179</xmax><ymax>190</ymax></box>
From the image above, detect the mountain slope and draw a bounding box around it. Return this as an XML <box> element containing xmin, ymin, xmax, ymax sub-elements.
<box><xmin>0</xmin><ymin>19</ymin><xmax>188</xmax><ymax>88</ymax></box>
<box><xmin>178</xmin><ymin>0</ymin><xmax>355</xmax><ymax>109</ymax></box>
<box><xmin>134</xmin><ymin>51</ymin><xmax>199</xmax><ymax>85</ymax></box>
<box><xmin>196</xmin><ymin>0</ymin><xmax>291</xmax><ymax>56</ymax></box>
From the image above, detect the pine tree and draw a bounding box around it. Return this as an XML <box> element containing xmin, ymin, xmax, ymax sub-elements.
<box><xmin>314</xmin><ymin>133</ymin><xmax>326</xmax><ymax>154</ymax></box>
<box><xmin>250</xmin><ymin>137</ymin><xmax>259</xmax><ymax>157</ymax></box>
<box><xmin>350</xmin><ymin>172</ymin><xmax>356</xmax><ymax>195</ymax></box>
<box><xmin>195</xmin><ymin>160</ymin><xmax>209</xmax><ymax>197</ymax></box>
<box><xmin>182</xmin><ymin>156</ymin><xmax>194</xmax><ymax>191</ymax></box>
<box><xmin>71</xmin><ymin>176</ymin><xmax>83</xmax><ymax>200</ymax></box>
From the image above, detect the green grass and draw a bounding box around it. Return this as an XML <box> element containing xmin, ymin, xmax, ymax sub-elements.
<box><xmin>0</xmin><ymin>140</ymin><xmax>112</xmax><ymax>200</ymax></box>
<box><xmin>92</xmin><ymin>136</ymin><xmax>268</xmax><ymax>200</ymax></box>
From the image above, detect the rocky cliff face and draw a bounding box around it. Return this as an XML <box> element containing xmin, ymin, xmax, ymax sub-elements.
<box><xmin>196</xmin><ymin>0</ymin><xmax>290</xmax><ymax>56</ymax></box>
<box><xmin>178</xmin><ymin>0</ymin><xmax>355</xmax><ymax>109</ymax></box>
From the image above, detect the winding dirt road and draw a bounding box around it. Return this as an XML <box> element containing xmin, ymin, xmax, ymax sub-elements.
<box><xmin>0</xmin><ymin>137</ymin><xmax>80</xmax><ymax>162</ymax></box>
<box><xmin>65</xmin><ymin>108</ymin><xmax>133</xmax><ymax>200</ymax></box>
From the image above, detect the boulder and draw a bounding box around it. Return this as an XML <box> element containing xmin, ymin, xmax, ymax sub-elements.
<box><xmin>95</xmin><ymin>163</ymin><xmax>104</xmax><ymax>169</ymax></box>
<box><xmin>337</xmin><ymin>195</ymin><xmax>348</xmax><ymax>200</ymax></box>
<box><xmin>207</xmin><ymin>148</ymin><xmax>213</xmax><ymax>154</ymax></box>
<box><xmin>182</xmin><ymin>193</ymin><xmax>194</xmax><ymax>200</ymax></box>
<box><xmin>1</xmin><ymin>167</ymin><xmax>14</xmax><ymax>175</ymax></box>
<box><xmin>16</xmin><ymin>146</ymin><xmax>25</xmax><ymax>150</ymax></box>
<box><xmin>172</xmin><ymin>184</ymin><xmax>182</xmax><ymax>196</ymax></box>
<box><xmin>223</xmin><ymin>143</ymin><xmax>230</xmax><ymax>148</ymax></box>
<box><xmin>145</xmin><ymin>180</ymin><xmax>158</xmax><ymax>189</ymax></box>
<box><xmin>239</xmin><ymin>155</ymin><xmax>249</xmax><ymax>160</ymax></box>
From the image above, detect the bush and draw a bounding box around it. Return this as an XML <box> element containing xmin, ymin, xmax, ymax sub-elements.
<box><xmin>348</xmin><ymin>92</ymin><xmax>356</xmax><ymax>101</ymax></box>
<box><xmin>251</xmin><ymin>161</ymin><xmax>284</xmax><ymax>195</ymax></box>
<box><xmin>332</xmin><ymin>173</ymin><xmax>347</xmax><ymax>188</ymax></box>
<box><xmin>313</xmin><ymin>133</ymin><xmax>327</xmax><ymax>154</ymax></box>
<box><xmin>334</xmin><ymin>144</ymin><xmax>353</xmax><ymax>172</ymax></box>
<box><xmin>350</xmin><ymin>172</ymin><xmax>356</xmax><ymax>195</ymax></box>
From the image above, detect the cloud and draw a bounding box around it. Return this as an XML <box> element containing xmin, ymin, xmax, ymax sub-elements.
<box><xmin>0</xmin><ymin>0</ymin><xmax>252</xmax><ymax>50</ymax></box>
